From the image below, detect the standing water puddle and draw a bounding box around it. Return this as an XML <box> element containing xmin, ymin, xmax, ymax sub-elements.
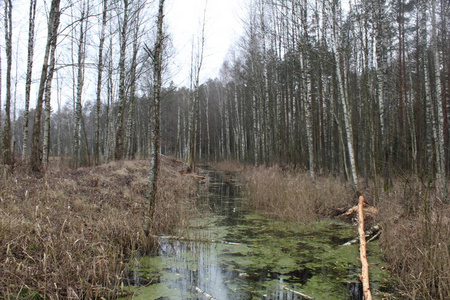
<box><xmin>124</xmin><ymin>169</ymin><xmax>395</xmax><ymax>299</ymax></box>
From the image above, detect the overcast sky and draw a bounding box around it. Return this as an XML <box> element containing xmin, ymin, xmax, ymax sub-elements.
<box><xmin>165</xmin><ymin>0</ymin><xmax>248</xmax><ymax>87</ymax></box>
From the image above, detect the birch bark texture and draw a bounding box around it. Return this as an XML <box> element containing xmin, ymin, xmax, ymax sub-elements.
<box><xmin>146</xmin><ymin>0</ymin><xmax>165</xmax><ymax>227</ymax></box>
<box><xmin>30</xmin><ymin>0</ymin><xmax>61</xmax><ymax>173</ymax></box>
<box><xmin>2</xmin><ymin>0</ymin><xmax>12</xmax><ymax>167</ymax></box>
<box><xmin>186</xmin><ymin>3</ymin><xmax>207</xmax><ymax>172</ymax></box>
<box><xmin>329</xmin><ymin>1</ymin><xmax>358</xmax><ymax>189</ymax></box>
<box><xmin>94</xmin><ymin>0</ymin><xmax>108</xmax><ymax>165</ymax></box>
<box><xmin>22</xmin><ymin>0</ymin><xmax>37</xmax><ymax>160</ymax></box>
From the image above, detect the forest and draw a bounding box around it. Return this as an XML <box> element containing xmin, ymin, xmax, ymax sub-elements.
<box><xmin>0</xmin><ymin>0</ymin><xmax>449</xmax><ymax>299</ymax></box>
<box><xmin>1</xmin><ymin>0</ymin><xmax>449</xmax><ymax>196</ymax></box>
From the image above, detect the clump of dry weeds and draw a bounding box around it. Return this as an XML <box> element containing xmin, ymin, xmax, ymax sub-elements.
<box><xmin>375</xmin><ymin>179</ymin><xmax>450</xmax><ymax>300</ymax></box>
<box><xmin>242</xmin><ymin>165</ymin><xmax>353</xmax><ymax>223</ymax></box>
<box><xmin>0</xmin><ymin>156</ymin><xmax>197</xmax><ymax>299</ymax></box>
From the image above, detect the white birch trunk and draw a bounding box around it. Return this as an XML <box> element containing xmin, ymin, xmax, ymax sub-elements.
<box><xmin>73</xmin><ymin>5</ymin><xmax>87</xmax><ymax>168</ymax></box>
<box><xmin>22</xmin><ymin>0</ymin><xmax>37</xmax><ymax>160</ymax></box>
<box><xmin>431</xmin><ymin>0</ymin><xmax>447</xmax><ymax>200</ymax></box>
<box><xmin>126</xmin><ymin>19</ymin><xmax>140</xmax><ymax>159</ymax></box>
<box><xmin>94</xmin><ymin>0</ymin><xmax>108</xmax><ymax>165</ymax></box>
<box><xmin>146</xmin><ymin>0</ymin><xmax>165</xmax><ymax>228</ymax></box>
<box><xmin>253</xmin><ymin>92</ymin><xmax>259</xmax><ymax>165</ymax></box>
<box><xmin>2</xmin><ymin>0</ymin><xmax>12</xmax><ymax>166</ymax></box>
<box><xmin>42</xmin><ymin>41</ymin><xmax>57</xmax><ymax>166</ymax></box>
<box><xmin>30</xmin><ymin>0</ymin><xmax>61</xmax><ymax>172</ymax></box>
<box><xmin>329</xmin><ymin>2</ymin><xmax>358</xmax><ymax>189</ymax></box>
<box><xmin>115</xmin><ymin>0</ymin><xmax>129</xmax><ymax>160</ymax></box>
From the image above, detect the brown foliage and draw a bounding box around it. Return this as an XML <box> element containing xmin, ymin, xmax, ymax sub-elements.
<box><xmin>0</xmin><ymin>156</ymin><xmax>196</xmax><ymax>299</ymax></box>
<box><xmin>377</xmin><ymin>180</ymin><xmax>450</xmax><ymax>300</ymax></box>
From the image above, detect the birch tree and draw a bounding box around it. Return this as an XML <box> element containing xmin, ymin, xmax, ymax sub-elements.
<box><xmin>30</xmin><ymin>0</ymin><xmax>61</xmax><ymax>172</ymax></box>
<box><xmin>115</xmin><ymin>0</ymin><xmax>130</xmax><ymax>160</ymax></box>
<box><xmin>374</xmin><ymin>0</ymin><xmax>392</xmax><ymax>190</ymax></box>
<box><xmin>186</xmin><ymin>3</ymin><xmax>207</xmax><ymax>171</ymax></box>
<box><xmin>329</xmin><ymin>0</ymin><xmax>358</xmax><ymax>189</ymax></box>
<box><xmin>73</xmin><ymin>1</ymin><xmax>88</xmax><ymax>168</ymax></box>
<box><xmin>22</xmin><ymin>0</ymin><xmax>37</xmax><ymax>160</ymax></box>
<box><xmin>126</xmin><ymin>2</ymin><xmax>144</xmax><ymax>159</ymax></box>
<box><xmin>431</xmin><ymin>0</ymin><xmax>447</xmax><ymax>200</ymax></box>
<box><xmin>146</xmin><ymin>0</ymin><xmax>165</xmax><ymax>230</ymax></box>
<box><xmin>42</xmin><ymin>29</ymin><xmax>58</xmax><ymax>165</ymax></box>
<box><xmin>94</xmin><ymin>0</ymin><xmax>108</xmax><ymax>165</ymax></box>
<box><xmin>2</xmin><ymin>0</ymin><xmax>13</xmax><ymax>167</ymax></box>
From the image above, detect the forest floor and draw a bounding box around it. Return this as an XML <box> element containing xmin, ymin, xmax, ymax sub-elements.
<box><xmin>0</xmin><ymin>156</ymin><xmax>197</xmax><ymax>299</ymax></box>
<box><xmin>214</xmin><ymin>160</ymin><xmax>450</xmax><ymax>300</ymax></box>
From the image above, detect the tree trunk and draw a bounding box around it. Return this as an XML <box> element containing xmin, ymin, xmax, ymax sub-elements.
<box><xmin>42</xmin><ymin>40</ymin><xmax>57</xmax><ymax>166</ymax></box>
<box><xmin>94</xmin><ymin>0</ymin><xmax>108</xmax><ymax>165</ymax></box>
<box><xmin>146</xmin><ymin>0</ymin><xmax>165</xmax><ymax>230</ymax></box>
<box><xmin>22</xmin><ymin>0</ymin><xmax>37</xmax><ymax>161</ymax></box>
<box><xmin>73</xmin><ymin>4</ymin><xmax>87</xmax><ymax>168</ymax></box>
<box><xmin>2</xmin><ymin>0</ymin><xmax>13</xmax><ymax>167</ymax></box>
<box><xmin>186</xmin><ymin>6</ymin><xmax>206</xmax><ymax>171</ymax></box>
<box><xmin>431</xmin><ymin>0</ymin><xmax>447</xmax><ymax>201</ymax></box>
<box><xmin>30</xmin><ymin>0</ymin><xmax>61</xmax><ymax>173</ymax></box>
<box><xmin>115</xmin><ymin>0</ymin><xmax>129</xmax><ymax>161</ymax></box>
<box><xmin>126</xmin><ymin>16</ymin><xmax>141</xmax><ymax>159</ymax></box>
<box><xmin>327</xmin><ymin>0</ymin><xmax>358</xmax><ymax>189</ymax></box>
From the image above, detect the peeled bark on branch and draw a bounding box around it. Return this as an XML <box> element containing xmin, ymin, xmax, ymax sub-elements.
<box><xmin>358</xmin><ymin>195</ymin><xmax>372</xmax><ymax>300</ymax></box>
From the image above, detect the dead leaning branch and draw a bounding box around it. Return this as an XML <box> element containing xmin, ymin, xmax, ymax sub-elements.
<box><xmin>358</xmin><ymin>195</ymin><xmax>373</xmax><ymax>300</ymax></box>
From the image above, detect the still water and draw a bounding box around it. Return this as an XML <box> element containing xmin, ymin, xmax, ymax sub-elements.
<box><xmin>124</xmin><ymin>169</ymin><xmax>395</xmax><ymax>299</ymax></box>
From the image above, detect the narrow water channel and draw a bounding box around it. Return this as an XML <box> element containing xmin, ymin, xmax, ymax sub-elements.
<box><xmin>125</xmin><ymin>169</ymin><xmax>394</xmax><ymax>299</ymax></box>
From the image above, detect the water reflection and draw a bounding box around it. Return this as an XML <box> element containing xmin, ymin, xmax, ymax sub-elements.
<box><xmin>126</xmin><ymin>170</ymin><xmax>394</xmax><ymax>299</ymax></box>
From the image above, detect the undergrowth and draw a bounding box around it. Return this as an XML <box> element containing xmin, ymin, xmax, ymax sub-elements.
<box><xmin>0</xmin><ymin>157</ymin><xmax>196</xmax><ymax>299</ymax></box>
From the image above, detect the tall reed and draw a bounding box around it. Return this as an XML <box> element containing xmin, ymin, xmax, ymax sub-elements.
<box><xmin>242</xmin><ymin>165</ymin><xmax>353</xmax><ymax>223</ymax></box>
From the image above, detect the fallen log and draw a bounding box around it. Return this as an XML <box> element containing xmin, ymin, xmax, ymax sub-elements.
<box><xmin>194</xmin><ymin>286</ymin><xmax>215</xmax><ymax>299</ymax></box>
<box><xmin>282</xmin><ymin>286</ymin><xmax>314</xmax><ymax>299</ymax></box>
<box><xmin>342</xmin><ymin>224</ymin><xmax>381</xmax><ymax>246</ymax></box>
<box><xmin>341</xmin><ymin>204</ymin><xmax>378</xmax><ymax>217</ymax></box>
<box><xmin>358</xmin><ymin>195</ymin><xmax>372</xmax><ymax>300</ymax></box>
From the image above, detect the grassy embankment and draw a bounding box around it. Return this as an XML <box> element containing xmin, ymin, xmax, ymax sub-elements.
<box><xmin>0</xmin><ymin>156</ymin><xmax>197</xmax><ymax>299</ymax></box>
<box><xmin>214</xmin><ymin>160</ymin><xmax>450</xmax><ymax>300</ymax></box>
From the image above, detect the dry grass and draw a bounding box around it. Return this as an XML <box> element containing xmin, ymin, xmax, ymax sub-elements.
<box><xmin>238</xmin><ymin>165</ymin><xmax>450</xmax><ymax>299</ymax></box>
<box><xmin>241</xmin><ymin>165</ymin><xmax>353</xmax><ymax>223</ymax></box>
<box><xmin>376</xmin><ymin>179</ymin><xmax>450</xmax><ymax>300</ymax></box>
<box><xmin>0</xmin><ymin>156</ymin><xmax>197</xmax><ymax>299</ymax></box>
